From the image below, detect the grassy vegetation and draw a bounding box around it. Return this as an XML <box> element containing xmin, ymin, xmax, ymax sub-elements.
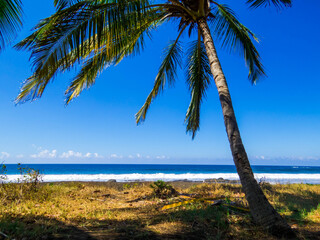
<box><xmin>0</xmin><ymin>181</ymin><xmax>319</xmax><ymax>240</ymax></box>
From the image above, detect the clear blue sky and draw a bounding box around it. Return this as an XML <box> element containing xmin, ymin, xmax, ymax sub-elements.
<box><xmin>0</xmin><ymin>0</ymin><xmax>319</xmax><ymax>166</ymax></box>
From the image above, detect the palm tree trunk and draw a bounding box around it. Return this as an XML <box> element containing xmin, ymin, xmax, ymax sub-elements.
<box><xmin>197</xmin><ymin>18</ymin><xmax>294</xmax><ymax>237</ymax></box>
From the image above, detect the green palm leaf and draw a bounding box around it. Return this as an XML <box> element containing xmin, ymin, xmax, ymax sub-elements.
<box><xmin>135</xmin><ymin>30</ymin><xmax>184</xmax><ymax>124</ymax></box>
<box><xmin>246</xmin><ymin>0</ymin><xmax>292</xmax><ymax>9</ymax></box>
<box><xmin>65</xmin><ymin>13</ymin><xmax>158</xmax><ymax>104</ymax></box>
<box><xmin>185</xmin><ymin>37</ymin><xmax>211</xmax><ymax>138</ymax></box>
<box><xmin>0</xmin><ymin>0</ymin><xmax>22</xmax><ymax>51</ymax></box>
<box><xmin>54</xmin><ymin>0</ymin><xmax>80</xmax><ymax>10</ymax></box>
<box><xmin>210</xmin><ymin>2</ymin><xmax>265</xmax><ymax>83</ymax></box>
<box><xmin>15</xmin><ymin>0</ymin><xmax>161</xmax><ymax>103</ymax></box>
<box><xmin>15</xmin><ymin>36</ymin><xmax>104</xmax><ymax>103</ymax></box>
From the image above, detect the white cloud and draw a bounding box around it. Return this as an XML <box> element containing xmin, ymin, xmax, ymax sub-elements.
<box><xmin>59</xmin><ymin>150</ymin><xmax>82</xmax><ymax>159</ymax></box>
<box><xmin>31</xmin><ymin>149</ymin><xmax>57</xmax><ymax>159</ymax></box>
<box><xmin>83</xmin><ymin>152</ymin><xmax>102</xmax><ymax>158</ymax></box>
<box><xmin>110</xmin><ymin>154</ymin><xmax>123</xmax><ymax>159</ymax></box>
<box><xmin>29</xmin><ymin>148</ymin><xmax>102</xmax><ymax>160</ymax></box>
<box><xmin>0</xmin><ymin>152</ymin><xmax>10</xmax><ymax>159</ymax></box>
<box><xmin>93</xmin><ymin>153</ymin><xmax>102</xmax><ymax>158</ymax></box>
<box><xmin>253</xmin><ymin>155</ymin><xmax>269</xmax><ymax>160</ymax></box>
<box><xmin>20</xmin><ymin>148</ymin><xmax>175</xmax><ymax>161</ymax></box>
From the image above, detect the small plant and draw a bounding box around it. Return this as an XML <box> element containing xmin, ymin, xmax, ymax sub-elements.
<box><xmin>0</xmin><ymin>163</ymin><xmax>8</xmax><ymax>182</ymax></box>
<box><xmin>17</xmin><ymin>163</ymin><xmax>42</xmax><ymax>190</ymax></box>
<box><xmin>150</xmin><ymin>180</ymin><xmax>177</xmax><ymax>199</ymax></box>
<box><xmin>0</xmin><ymin>164</ymin><xmax>45</xmax><ymax>202</ymax></box>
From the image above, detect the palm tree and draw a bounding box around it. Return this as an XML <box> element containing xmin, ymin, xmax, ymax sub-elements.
<box><xmin>0</xmin><ymin>0</ymin><xmax>22</xmax><ymax>51</ymax></box>
<box><xmin>15</xmin><ymin>0</ymin><xmax>294</xmax><ymax>236</ymax></box>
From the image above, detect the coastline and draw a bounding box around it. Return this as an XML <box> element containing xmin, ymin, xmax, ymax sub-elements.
<box><xmin>3</xmin><ymin>175</ymin><xmax>320</xmax><ymax>185</ymax></box>
<box><xmin>3</xmin><ymin>164</ymin><xmax>320</xmax><ymax>184</ymax></box>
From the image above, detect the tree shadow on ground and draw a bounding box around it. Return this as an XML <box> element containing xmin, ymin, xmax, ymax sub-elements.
<box><xmin>0</xmin><ymin>205</ymin><xmax>251</xmax><ymax>240</ymax></box>
<box><xmin>70</xmin><ymin>205</ymin><xmax>253</xmax><ymax>240</ymax></box>
<box><xmin>0</xmin><ymin>214</ymin><xmax>97</xmax><ymax>240</ymax></box>
<box><xmin>0</xmin><ymin>214</ymin><xmax>159</xmax><ymax>240</ymax></box>
<box><xmin>273</xmin><ymin>189</ymin><xmax>320</xmax><ymax>222</ymax></box>
<box><xmin>86</xmin><ymin>203</ymin><xmax>273</xmax><ymax>240</ymax></box>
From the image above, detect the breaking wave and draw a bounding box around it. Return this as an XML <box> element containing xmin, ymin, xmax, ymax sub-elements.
<box><xmin>4</xmin><ymin>173</ymin><xmax>320</xmax><ymax>184</ymax></box>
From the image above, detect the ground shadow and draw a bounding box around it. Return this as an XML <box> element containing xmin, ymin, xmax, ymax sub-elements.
<box><xmin>0</xmin><ymin>214</ymin><xmax>96</xmax><ymax>240</ymax></box>
<box><xmin>0</xmin><ymin>205</ymin><xmax>245</xmax><ymax>240</ymax></box>
<box><xmin>1</xmin><ymin>203</ymin><xmax>319</xmax><ymax>240</ymax></box>
<box><xmin>0</xmin><ymin>213</ymin><xmax>162</xmax><ymax>240</ymax></box>
<box><xmin>273</xmin><ymin>189</ymin><xmax>320</xmax><ymax>223</ymax></box>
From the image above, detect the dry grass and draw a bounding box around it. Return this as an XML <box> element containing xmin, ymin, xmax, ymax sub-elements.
<box><xmin>0</xmin><ymin>181</ymin><xmax>319</xmax><ymax>240</ymax></box>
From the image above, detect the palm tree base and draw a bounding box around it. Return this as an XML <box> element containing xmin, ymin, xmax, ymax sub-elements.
<box><xmin>267</xmin><ymin>224</ymin><xmax>297</xmax><ymax>239</ymax></box>
<box><xmin>241</xmin><ymin>177</ymin><xmax>296</xmax><ymax>238</ymax></box>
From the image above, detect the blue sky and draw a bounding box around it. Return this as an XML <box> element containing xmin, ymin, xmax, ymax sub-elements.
<box><xmin>0</xmin><ymin>0</ymin><xmax>319</xmax><ymax>166</ymax></box>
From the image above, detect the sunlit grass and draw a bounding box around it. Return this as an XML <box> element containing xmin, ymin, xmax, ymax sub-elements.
<box><xmin>0</xmin><ymin>181</ymin><xmax>319</xmax><ymax>239</ymax></box>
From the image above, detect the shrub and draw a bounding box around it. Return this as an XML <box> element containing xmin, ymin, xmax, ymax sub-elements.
<box><xmin>17</xmin><ymin>163</ymin><xmax>42</xmax><ymax>189</ymax></box>
<box><xmin>150</xmin><ymin>180</ymin><xmax>177</xmax><ymax>199</ymax></box>
<box><xmin>0</xmin><ymin>163</ymin><xmax>48</xmax><ymax>202</ymax></box>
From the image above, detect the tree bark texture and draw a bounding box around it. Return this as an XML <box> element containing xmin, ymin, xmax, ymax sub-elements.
<box><xmin>197</xmin><ymin>18</ymin><xmax>294</xmax><ymax>237</ymax></box>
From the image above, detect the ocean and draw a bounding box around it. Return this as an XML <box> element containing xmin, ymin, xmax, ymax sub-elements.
<box><xmin>3</xmin><ymin>164</ymin><xmax>320</xmax><ymax>184</ymax></box>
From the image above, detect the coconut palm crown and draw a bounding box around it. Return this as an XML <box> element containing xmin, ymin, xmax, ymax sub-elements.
<box><xmin>15</xmin><ymin>0</ymin><xmax>294</xmax><ymax>236</ymax></box>
<box><xmin>16</xmin><ymin>0</ymin><xmax>288</xmax><ymax>137</ymax></box>
<box><xmin>0</xmin><ymin>0</ymin><xmax>22</xmax><ymax>51</ymax></box>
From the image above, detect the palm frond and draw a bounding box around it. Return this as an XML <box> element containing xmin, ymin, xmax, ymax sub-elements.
<box><xmin>15</xmin><ymin>0</ymin><xmax>162</xmax><ymax>103</ymax></box>
<box><xmin>135</xmin><ymin>29</ymin><xmax>184</xmax><ymax>124</ymax></box>
<box><xmin>64</xmin><ymin>15</ymin><xmax>156</xmax><ymax>104</ymax></box>
<box><xmin>246</xmin><ymin>0</ymin><xmax>292</xmax><ymax>9</ymax></box>
<box><xmin>64</xmin><ymin>56</ymin><xmax>101</xmax><ymax>105</ymax></box>
<box><xmin>210</xmin><ymin>2</ymin><xmax>265</xmax><ymax>83</ymax></box>
<box><xmin>0</xmin><ymin>0</ymin><xmax>22</xmax><ymax>51</ymax></box>
<box><xmin>15</xmin><ymin>36</ymin><xmax>101</xmax><ymax>103</ymax></box>
<box><xmin>185</xmin><ymin>37</ymin><xmax>211</xmax><ymax>138</ymax></box>
<box><xmin>54</xmin><ymin>0</ymin><xmax>80</xmax><ymax>10</ymax></box>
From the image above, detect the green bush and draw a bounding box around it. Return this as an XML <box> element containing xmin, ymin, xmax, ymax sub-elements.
<box><xmin>150</xmin><ymin>180</ymin><xmax>177</xmax><ymax>199</ymax></box>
